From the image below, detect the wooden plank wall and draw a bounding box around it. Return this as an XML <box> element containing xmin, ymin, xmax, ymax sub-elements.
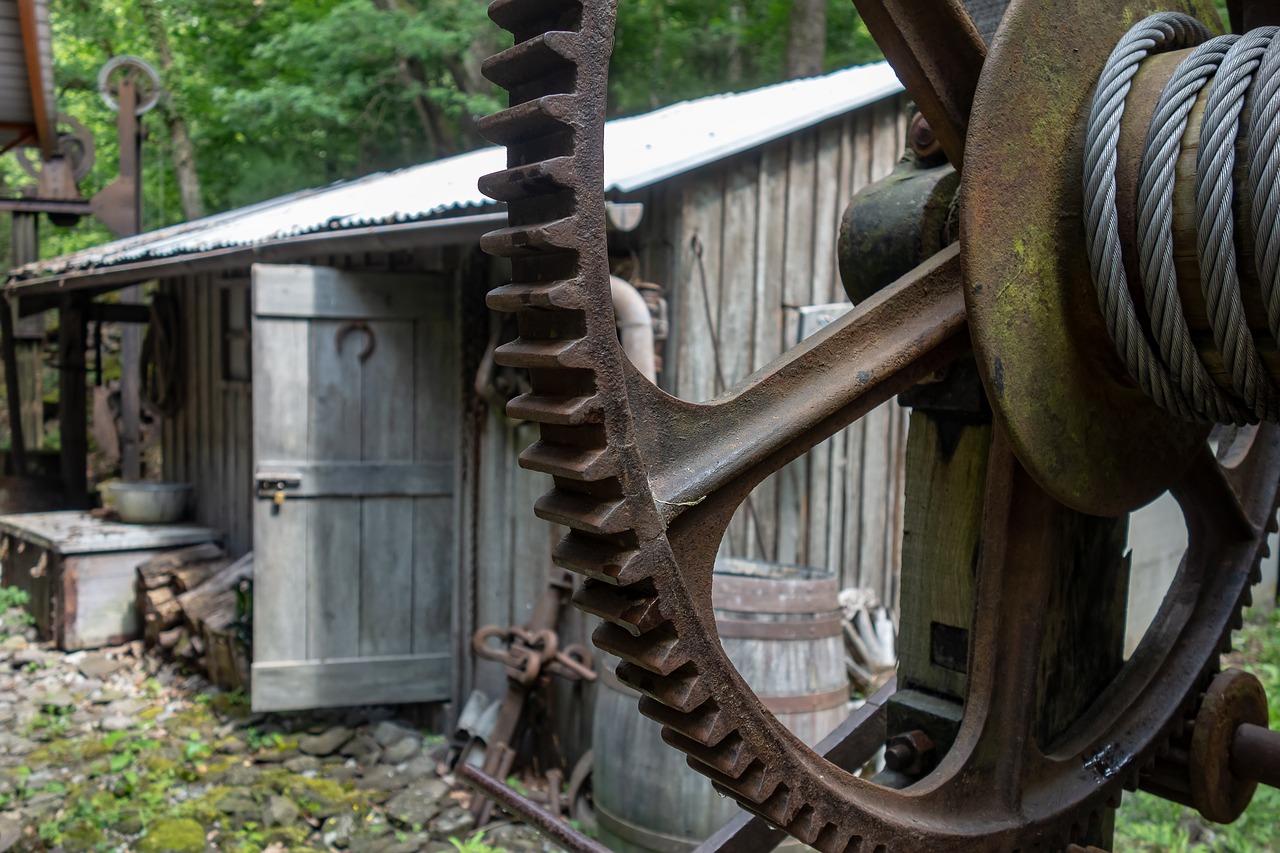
<box><xmin>161</xmin><ymin>272</ymin><xmax>255</xmax><ymax>556</ymax></box>
<box><xmin>628</xmin><ymin>97</ymin><xmax>910</xmax><ymax>605</ymax></box>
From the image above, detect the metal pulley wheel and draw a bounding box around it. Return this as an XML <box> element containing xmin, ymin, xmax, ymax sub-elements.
<box><xmin>478</xmin><ymin>0</ymin><xmax>1280</xmax><ymax>849</ymax></box>
<box><xmin>16</xmin><ymin>113</ymin><xmax>95</xmax><ymax>183</ymax></box>
<box><xmin>98</xmin><ymin>55</ymin><xmax>162</xmax><ymax>115</ymax></box>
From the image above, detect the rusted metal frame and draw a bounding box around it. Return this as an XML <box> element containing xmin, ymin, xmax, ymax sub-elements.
<box><xmin>848</xmin><ymin>0</ymin><xmax>985</xmax><ymax>170</ymax></box>
<box><xmin>628</xmin><ymin>244</ymin><xmax>966</xmax><ymax>519</ymax></box>
<box><xmin>0</xmin><ymin>198</ymin><xmax>93</xmax><ymax>215</ymax></box>
<box><xmin>693</xmin><ymin>679</ymin><xmax>897</xmax><ymax>853</ymax></box>
<box><xmin>15</xmin><ymin>0</ymin><xmax>54</xmax><ymax>160</ymax></box>
<box><xmin>457</xmin><ymin>764</ymin><xmax>612</xmax><ymax>853</ymax></box>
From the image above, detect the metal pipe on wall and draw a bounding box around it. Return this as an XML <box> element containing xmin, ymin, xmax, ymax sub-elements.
<box><xmin>610</xmin><ymin>275</ymin><xmax>656</xmax><ymax>383</ymax></box>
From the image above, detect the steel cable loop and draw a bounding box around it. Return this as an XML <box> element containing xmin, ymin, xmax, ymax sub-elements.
<box><xmin>1196</xmin><ymin>28</ymin><xmax>1280</xmax><ymax>422</ymax></box>
<box><xmin>1250</xmin><ymin>39</ymin><xmax>1280</xmax><ymax>344</ymax></box>
<box><xmin>1137</xmin><ymin>36</ymin><xmax>1250</xmax><ymax>424</ymax></box>
<box><xmin>1084</xmin><ymin>12</ymin><xmax>1211</xmax><ymax>422</ymax></box>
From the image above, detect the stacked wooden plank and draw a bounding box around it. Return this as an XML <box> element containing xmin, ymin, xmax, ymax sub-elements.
<box><xmin>135</xmin><ymin>544</ymin><xmax>253</xmax><ymax>689</ymax></box>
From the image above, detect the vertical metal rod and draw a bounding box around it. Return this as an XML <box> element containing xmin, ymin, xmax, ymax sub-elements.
<box><xmin>456</xmin><ymin>763</ymin><xmax>612</xmax><ymax>853</ymax></box>
<box><xmin>116</xmin><ymin>78</ymin><xmax>143</xmax><ymax>480</ymax></box>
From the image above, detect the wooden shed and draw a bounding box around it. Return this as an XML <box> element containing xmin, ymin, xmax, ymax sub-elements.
<box><xmin>4</xmin><ymin>63</ymin><xmax>911</xmax><ymax>713</ymax></box>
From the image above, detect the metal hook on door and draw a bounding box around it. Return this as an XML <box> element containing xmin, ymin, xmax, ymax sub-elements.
<box><xmin>335</xmin><ymin>320</ymin><xmax>376</xmax><ymax>363</ymax></box>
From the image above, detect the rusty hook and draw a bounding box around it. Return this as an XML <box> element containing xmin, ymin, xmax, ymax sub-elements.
<box><xmin>335</xmin><ymin>320</ymin><xmax>376</xmax><ymax>362</ymax></box>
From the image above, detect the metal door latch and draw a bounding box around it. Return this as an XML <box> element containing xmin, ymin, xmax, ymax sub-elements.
<box><xmin>256</xmin><ymin>475</ymin><xmax>301</xmax><ymax>505</ymax></box>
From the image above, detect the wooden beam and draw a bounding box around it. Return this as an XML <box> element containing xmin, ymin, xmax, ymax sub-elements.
<box><xmin>86</xmin><ymin>303</ymin><xmax>151</xmax><ymax>324</ymax></box>
<box><xmin>14</xmin><ymin>0</ymin><xmax>54</xmax><ymax>160</ymax></box>
<box><xmin>58</xmin><ymin>295</ymin><xmax>88</xmax><ymax>507</ymax></box>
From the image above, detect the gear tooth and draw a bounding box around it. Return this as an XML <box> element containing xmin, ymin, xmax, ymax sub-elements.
<box><xmin>573</xmin><ymin>578</ymin><xmax>665</xmax><ymax>633</ymax></box>
<box><xmin>758</xmin><ymin>783</ymin><xmax>802</xmax><ymax>828</ymax></box>
<box><xmin>535</xmin><ymin>490</ymin><xmax>633</xmax><ymax>534</ymax></box>
<box><xmin>639</xmin><ymin>692</ymin><xmax>729</xmax><ymax>742</ymax></box>
<box><xmin>476</xmin><ymin>95</ymin><xmax>577</xmax><ymax>146</ymax></box>
<box><xmin>478</xmin><ymin>156</ymin><xmax>577</xmax><ymax>203</ymax></box>
<box><xmin>506</xmin><ymin>392</ymin><xmax>602</xmax><ymax>425</ymax></box>
<box><xmin>708</xmin><ymin>758</ymin><xmax>780</xmax><ymax>806</ymax></box>
<box><xmin>487</xmin><ymin>0</ymin><xmax>581</xmax><ymax>42</ymax></box>
<box><xmin>486</xmin><ymin>278</ymin><xmax>583</xmax><ymax>311</ymax></box>
<box><xmin>625</xmin><ymin>664</ymin><xmax>711</xmax><ymax>714</ymax></box>
<box><xmin>786</xmin><ymin>805</ymin><xmax>820</xmax><ymax>845</ymax></box>
<box><xmin>482</xmin><ymin>32</ymin><xmax>579</xmax><ymax>92</ymax></box>
<box><xmin>495</xmin><ymin>335</ymin><xmax>590</xmax><ymax>369</ymax></box>
<box><xmin>665</xmin><ymin>728</ymin><xmax>755</xmax><ymax>778</ymax></box>
<box><xmin>553</xmin><ymin>534</ymin><xmax>647</xmax><ymax>585</ymax></box>
<box><xmin>592</xmin><ymin>621</ymin><xmax>688</xmax><ymax>673</ymax></box>
<box><xmin>519</xmin><ymin>441</ymin><xmax>617</xmax><ymax>480</ymax></box>
<box><xmin>813</xmin><ymin>824</ymin><xmax>851</xmax><ymax>853</ymax></box>
<box><xmin>482</xmin><ymin>217</ymin><xmax>581</xmax><ymax>257</ymax></box>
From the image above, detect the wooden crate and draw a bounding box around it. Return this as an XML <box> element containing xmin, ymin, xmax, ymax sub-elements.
<box><xmin>0</xmin><ymin>512</ymin><xmax>221</xmax><ymax>650</ymax></box>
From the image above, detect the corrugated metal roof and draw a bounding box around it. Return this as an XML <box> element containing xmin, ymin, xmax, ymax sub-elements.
<box><xmin>14</xmin><ymin>61</ymin><xmax>903</xmax><ymax>281</ymax></box>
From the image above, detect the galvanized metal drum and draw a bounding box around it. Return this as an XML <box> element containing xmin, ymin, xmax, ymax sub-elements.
<box><xmin>592</xmin><ymin>557</ymin><xmax>848</xmax><ymax>853</ymax></box>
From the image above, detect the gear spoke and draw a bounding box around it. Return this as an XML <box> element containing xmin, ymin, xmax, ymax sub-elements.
<box><xmin>630</xmin><ymin>244</ymin><xmax>966</xmax><ymax>519</ymax></box>
<box><xmin>1173</xmin><ymin>443</ymin><xmax>1255</xmax><ymax>543</ymax></box>
<box><xmin>849</xmin><ymin>0</ymin><xmax>986</xmax><ymax>169</ymax></box>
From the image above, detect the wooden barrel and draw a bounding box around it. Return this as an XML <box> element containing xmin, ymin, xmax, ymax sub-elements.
<box><xmin>592</xmin><ymin>557</ymin><xmax>847</xmax><ymax>853</ymax></box>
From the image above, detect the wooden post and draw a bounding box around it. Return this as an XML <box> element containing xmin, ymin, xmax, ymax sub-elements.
<box><xmin>11</xmin><ymin>212</ymin><xmax>43</xmax><ymax>455</ymax></box>
<box><xmin>120</xmin><ymin>285</ymin><xmax>142</xmax><ymax>479</ymax></box>
<box><xmin>890</xmin><ymin>359</ymin><xmax>1129</xmax><ymax>848</ymax></box>
<box><xmin>58</xmin><ymin>295</ymin><xmax>88</xmax><ymax>507</ymax></box>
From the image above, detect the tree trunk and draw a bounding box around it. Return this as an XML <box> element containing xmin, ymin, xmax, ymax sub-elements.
<box><xmin>138</xmin><ymin>0</ymin><xmax>205</xmax><ymax>221</ymax></box>
<box><xmin>786</xmin><ymin>0</ymin><xmax>828</xmax><ymax>79</ymax></box>
<box><xmin>165</xmin><ymin>114</ymin><xmax>204</xmax><ymax>221</ymax></box>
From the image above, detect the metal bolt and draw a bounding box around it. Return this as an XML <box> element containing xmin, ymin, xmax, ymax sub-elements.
<box><xmin>909</xmin><ymin>112</ymin><xmax>942</xmax><ymax>160</ymax></box>
<box><xmin>884</xmin><ymin>729</ymin><xmax>936</xmax><ymax>776</ymax></box>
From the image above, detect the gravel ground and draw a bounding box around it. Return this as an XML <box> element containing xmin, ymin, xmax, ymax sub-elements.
<box><xmin>0</xmin><ymin>608</ymin><xmax>557</xmax><ymax>853</ymax></box>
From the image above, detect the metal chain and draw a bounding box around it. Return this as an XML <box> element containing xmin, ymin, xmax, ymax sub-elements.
<box><xmin>1085</xmin><ymin>14</ymin><xmax>1280</xmax><ymax>425</ymax></box>
<box><xmin>1083</xmin><ymin>12</ymin><xmax>1211</xmax><ymax>422</ymax></box>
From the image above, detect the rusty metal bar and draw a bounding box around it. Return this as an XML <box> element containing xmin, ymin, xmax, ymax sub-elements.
<box><xmin>643</xmin><ymin>244</ymin><xmax>966</xmax><ymax>512</ymax></box>
<box><xmin>848</xmin><ymin>0</ymin><xmax>985</xmax><ymax>169</ymax></box>
<box><xmin>1231</xmin><ymin>723</ymin><xmax>1280</xmax><ymax>789</ymax></box>
<box><xmin>0</xmin><ymin>198</ymin><xmax>93</xmax><ymax>216</ymax></box>
<box><xmin>456</xmin><ymin>764</ymin><xmax>612</xmax><ymax>853</ymax></box>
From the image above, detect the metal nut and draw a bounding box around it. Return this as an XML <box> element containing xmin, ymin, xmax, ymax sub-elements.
<box><xmin>884</xmin><ymin>729</ymin><xmax>936</xmax><ymax>776</ymax></box>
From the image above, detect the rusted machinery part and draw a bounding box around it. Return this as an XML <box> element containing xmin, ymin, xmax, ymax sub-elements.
<box><xmin>476</xmin><ymin>0</ymin><xmax>1278</xmax><ymax>850</ymax></box>
<box><xmin>963</xmin><ymin>0</ymin><xmax>1221</xmax><ymax>516</ymax></box>
<box><xmin>458</xmin><ymin>763</ymin><xmax>611</xmax><ymax>853</ymax></box>
<box><xmin>1189</xmin><ymin>669</ymin><xmax>1269</xmax><ymax>823</ymax></box>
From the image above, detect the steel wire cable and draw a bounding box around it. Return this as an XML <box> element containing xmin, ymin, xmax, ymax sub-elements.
<box><xmin>1085</xmin><ymin>13</ymin><xmax>1280</xmax><ymax>425</ymax></box>
<box><xmin>1083</xmin><ymin>12</ymin><xmax>1211</xmax><ymax>422</ymax></box>
<box><xmin>1137</xmin><ymin>35</ymin><xmax>1246</xmax><ymax>424</ymax></box>
<box><xmin>1250</xmin><ymin>39</ymin><xmax>1280</xmax><ymax>349</ymax></box>
<box><xmin>1195</xmin><ymin>27</ymin><xmax>1280</xmax><ymax>422</ymax></box>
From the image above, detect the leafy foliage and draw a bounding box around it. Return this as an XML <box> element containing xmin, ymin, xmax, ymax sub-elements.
<box><xmin>17</xmin><ymin>1</ymin><xmax>883</xmax><ymax>262</ymax></box>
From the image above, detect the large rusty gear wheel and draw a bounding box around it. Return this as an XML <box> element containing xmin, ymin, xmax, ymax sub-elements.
<box><xmin>477</xmin><ymin>0</ymin><xmax>1280</xmax><ymax>850</ymax></box>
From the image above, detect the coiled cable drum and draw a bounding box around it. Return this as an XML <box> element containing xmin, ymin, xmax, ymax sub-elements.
<box><xmin>1083</xmin><ymin>12</ymin><xmax>1280</xmax><ymax>425</ymax></box>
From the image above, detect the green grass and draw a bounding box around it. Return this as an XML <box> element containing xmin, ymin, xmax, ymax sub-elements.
<box><xmin>1116</xmin><ymin>607</ymin><xmax>1280</xmax><ymax>852</ymax></box>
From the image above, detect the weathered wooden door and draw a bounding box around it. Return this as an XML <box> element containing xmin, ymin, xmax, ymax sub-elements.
<box><xmin>250</xmin><ymin>264</ymin><xmax>457</xmax><ymax>711</ymax></box>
